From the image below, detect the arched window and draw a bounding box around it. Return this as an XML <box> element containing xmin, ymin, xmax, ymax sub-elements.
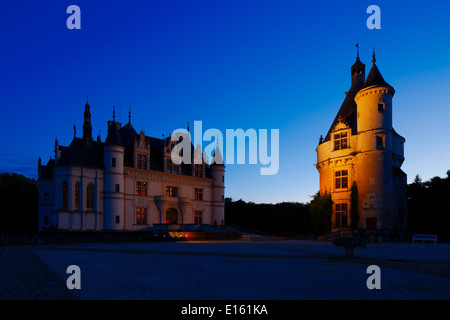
<box><xmin>62</xmin><ymin>181</ymin><xmax>68</xmax><ymax>209</ymax></box>
<box><xmin>74</xmin><ymin>182</ymin><xmax>80</xmax><ymax>209</ymax></box>
<box><xmin>86</xmin><ymin>183</ymin><xmax>94</xmax><ymax>209</ymax></box>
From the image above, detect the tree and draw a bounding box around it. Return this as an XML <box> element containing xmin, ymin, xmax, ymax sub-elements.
<box><xmin>350</xmin><ymin>181</ymin><xmax>359</xmax><ymax>229</ymax></box>
<box><xmin>310</xmin><ymin>191</ymin><xmax>333</xmax><ymax>237</ymax></box>
<box><xmin>224</xmin><ymin>197</ymin><xmax>312</xmax><ymax>234</ymax></box>
<box><xmin>0</xmin><ymin>173</ymin><xmax>38</xmax><ymax>231</ymax></box>
<box><xmin>407</xmin><ymin>170</ymin><xmax>450</xmax><ymax>242</ymax></box>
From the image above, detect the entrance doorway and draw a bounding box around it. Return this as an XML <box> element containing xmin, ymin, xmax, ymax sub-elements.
<box><xmin>367</xmin><ymin>218</ymin><xmax>377</xmax><ymax>230</ymax></box>
<box><xmin>166</xmin><ymin>208</ymin><xmax>178</xmax><ymax>224</ymax></box>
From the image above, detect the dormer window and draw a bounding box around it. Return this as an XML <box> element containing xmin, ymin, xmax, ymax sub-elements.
<box><xmin>137</xmin><ymin>154</ymin><xmax>147</xmax><ymax>170</ymax></box>
<box><xmin>167</xmin><ymin>159</ymin><xmax>180</xmax><ymax>174</ymax></box>
<box><xmin>334</xmin><ymin>132</ymin><xmax>348</xmax><ymax>150</ymax></box>
<box><xmin>194</xmin><ymin>164</ymin><xmax>204</xmax><ymax>178</ymax></box>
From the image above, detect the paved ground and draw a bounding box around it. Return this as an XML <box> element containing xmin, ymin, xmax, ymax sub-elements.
<box><xmin>0</xmin><ymin>240</ymin><xmax>449</xmax><ymax>300</ymax></box>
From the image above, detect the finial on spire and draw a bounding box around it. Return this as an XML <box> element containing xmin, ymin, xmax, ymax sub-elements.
<box><xmin>372</xmin><ymin>48</ymin><xmax>376</xmax><ymax>63</ymax></box>
<box><xmin>356</xmin><ymin>43</ymin><xmax>360</xmax><ymax>58</ymax></box>
<box><xmin>86</xmin><ymin>95</ymin><xmax>89</xmax><ymax>105</ymax></box>
<box><xmin>73</xmin><ymin>124</ymin><xmax>76</xmax><ymax>137</ymax></box>
<box><xmin>128</xmin><ymin>106</ymin><xmax>131</xmax><ymax>123</ymax></box>
<box><xmin>113</xmin><ymin>105</ymin><xmax>116</xmax><ymax>121</ymax></box>
<box><xmin>187</xmin><ymin>121</ymin><xmax>190</xmax><ymax>132</ymax></box>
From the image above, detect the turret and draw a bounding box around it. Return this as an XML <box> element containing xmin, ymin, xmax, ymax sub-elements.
<box><xmin>103</xmin><ymin>114</ymin><xmax>125</xmax><ymax>230</ymax></box>
<box><xmin>351</xmin><ymin>44</ymin><xmax>366</xmax><ymax>88</ymax></box>
<box><xmin>354</xmin><ymin>50</ymin><xmax>400</xmax><ymax>230</ymax></box>
<box><xmin>83</xmin><ymin>97</ymin><xmax>93</xmax><ymax>141</ymax></box>
<box><xmin>355</xmin><ymin>50</ymin><xmax>395</xmax><ymax>135</ymax></box>
<box><xmin>210</xmin><ymin>142</ymin><xmax>225</xmax><ymax>226</ymax></box>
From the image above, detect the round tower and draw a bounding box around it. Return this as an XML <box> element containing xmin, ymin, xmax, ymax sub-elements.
<box><xmin>354</xmin><ymin>50</ymin><xmax>396</xmax><ymax>230</ymax></box>
<box><xmin>210</xmin><ymin>144</ymin><xmax>225</xmax><ymax>226</ymax></box>
<box><xmin>103</xmin><ymin>119</ymin><xmax>125</xmax><ymax>230</ymax></box>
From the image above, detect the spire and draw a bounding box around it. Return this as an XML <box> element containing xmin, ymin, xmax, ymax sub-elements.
<box><xmin>83</xmin><ymin>98</ymin><xmax>93</xmax><ymax>141</ymax></box>
<box><xmin>211</xmin><ymin>135</ymin><xmax>225</xmax><ymax>167</ymax></box>
<box><xmin>362</xmin><ymin>50</ymin><xmax>393</xmax><ymax>90</ymax></box>
<box><xmin>351</xmin><ymin>44</ymin><xmax>365</xmax><ymax>86</ymax></box>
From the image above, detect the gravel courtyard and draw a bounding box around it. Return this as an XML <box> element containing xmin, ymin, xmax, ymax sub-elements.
<box><xmin>0</xmin><ymin>240</ymin><xmax>449</xmax><ymax>300</ymax></box>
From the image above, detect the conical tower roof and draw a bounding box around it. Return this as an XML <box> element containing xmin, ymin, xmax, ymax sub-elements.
<box><xmin>105</xmin><ymin>121</ymin><xmax>123</xmax><ymax>147</ymax></box>
<box><xmin>361</xmin><ymin>50</ymin><xmax>392</xmax><ymax>89</ymax></box>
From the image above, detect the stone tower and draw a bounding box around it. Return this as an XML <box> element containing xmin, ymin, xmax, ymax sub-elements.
<box><xmin>210</xmin><ymin>143</ymin><xmax>225</xmax><ymax>226</ymax></box>
<box><xmin>103</xmin><ymin>118</ymin><xmax>125</xmax><ymax>230</ymax></box>
<box><xmin>316</xmin><ymin>49</ymin><xmax>407</xmax><ymax>233</ymax></box>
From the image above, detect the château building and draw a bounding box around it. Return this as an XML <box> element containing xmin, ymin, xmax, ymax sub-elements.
<box><xmin>38</xmin><ymin>101</ymin><xmax>225</xmax><ymax>231</ymax></box>
<box><xmin>316</xmin><ymin>49</ymin><xmax>407</xmax><ymax>232</ymax></box>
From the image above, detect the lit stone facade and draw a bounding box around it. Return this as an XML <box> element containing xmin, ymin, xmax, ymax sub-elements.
<box><xmin>316</xmin><ymin>52</ymin><xmax>407</xmax><ymax>231</ymax></box>
<box><xmin>38</xmin><ymin>102</ymin><xmax>225</xmax><ymax>231</ymax></box>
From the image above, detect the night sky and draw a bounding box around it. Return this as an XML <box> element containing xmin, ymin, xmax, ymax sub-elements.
<box><xmin>1</xmin><ymin>0</ymin><xmax>450</xmax><ymax>203</ymax></box>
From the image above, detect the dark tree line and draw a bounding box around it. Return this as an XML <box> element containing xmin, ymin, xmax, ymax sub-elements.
<box><xmin>225</xmin><ymin>198</ymin><xmax>312</xmax><ymax>235</ymax></box>
<box><xmin>407</xmin><ymin>171</ymin><xmax>450</xmax><ymax>242</ymax></box>
<box><xmin>0</xmin><ymin>173</ymin><xmax>38</xmax><ymax>231</ymax></box>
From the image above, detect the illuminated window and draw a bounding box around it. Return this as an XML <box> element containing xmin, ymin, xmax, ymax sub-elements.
<box><xmin>86</xmin><ymin>183</ymin><xmax>94</xmax><ymax>209</ymax></box>
<box><xmin>62</xmin><ymin>181</ymin><xmax>68</xmax><ymax>209</ymax></box>
<box><xmin>335</xmin><ymin>203</ymin><xmax>348</xmax><ymax>228</ymax></box>
<box><xmin>335</xmin><ymin>170</ymin><xmax>349</xmax><ymax>189</ymax></box>
<box><xmin>195</xmin><ymin>188</ymin><xmax>203</xmax><ymax>201</ymax></box>
<box><xmin>136</xmin><ymin>181</ymin><xmax>147</xmax><ymax>196</ymax></box>
<box><xmin>137</xmin><ymin>154</ymin><xmax>147</xmax><ymax>170</ymax></box>
<box><xmin>194</xmin><ymin>211</ymin><xmax>203</xmax><ymax>224</ymax></box>
<box><xmin>334</xmin><ymin>132</ymin><xmax>348</xmax><ymax>150</ymax></box>
<box><xmin>136</xmin><ymin>207</ymin><xmax>147</xmax><ymax>225</ymax></box>
<box><xmin>165</xmin><ymin>186</ymin><xmax>178</xmax><ymax>197</ymax></box>
<box><xmin>75</xmin><ymin>182</ymin><xmax>80</xmax><ymax>209</ymax></box>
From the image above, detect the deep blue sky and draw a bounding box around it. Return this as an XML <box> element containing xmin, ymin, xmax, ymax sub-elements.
<box><xmin>1</xmin><ymin>1</ymin><xmax>450</xmax><ymax>203</ymax></box>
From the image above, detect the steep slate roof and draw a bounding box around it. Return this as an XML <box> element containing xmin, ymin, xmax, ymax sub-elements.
<box><xmin>39</xmin><ymin>159</ymin><xmax>55</xmax><ymax>180</ymax></box>
<box><xmin>362</xmin><ymin>63</ymin><xmax>392</xmax><ymax>89</ymax></box>
<box><xmin>56</xmin><ymin>138</ymin><xmax>104</xmax><ymax>169</ymax></box>
<box><xmin>323</xmin><ymin>59</ymin><xmax>393</xmax><ymax>143</ymax></box>
<box><xmin>210</xmin><ymin>145</ymin><xmax>225</xmax><ymax>167</ymax></box>
<box><xmin>323</xmin><ymin>75</ymin><xmax>364</xmax><ymax>142</ymax></box>
<box><xmin>105</xmin><ymin>122</ymin><xmax>123</xmax><ymax>146</ymax></box>
<box><xmin>119</xmin><ymin>122</ymin><xmax>138</xmax><ymax>167</ymax></box>
<box><xmin>53</xmin><ymin>112</ymin><xmax>214</xmax><ymax>178</ymax></box>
